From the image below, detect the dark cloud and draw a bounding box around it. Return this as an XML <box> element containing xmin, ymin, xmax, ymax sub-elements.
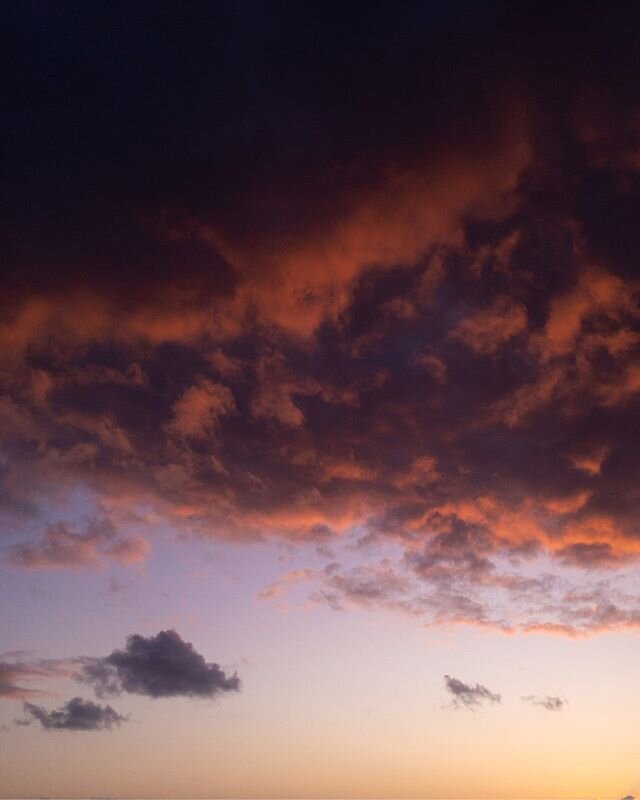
<box><xmin>78</xmin><ymin>630</ymin><xmax>240</xmax><ymax>699</ymax></box>
<box><xmin>522</xmin><ymin>694</ymin><xmax>566</xmax><ymax>711</ymax></box>
<box><xmin>444</xmin><ymin>675</ymin><xmax>501</xmax><ymax>710</ymax></box>
<box><xmin>19</xmin><ymin>697</ymin><xmax>127</xmax><ymax>731</ymax></box>
<box><xmin>3</xmin><ymin>3</ymin><xmax>640</xmax><ymax>636</ymax></box>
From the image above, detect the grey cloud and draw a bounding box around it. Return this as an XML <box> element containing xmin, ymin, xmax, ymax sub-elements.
<box><xmin>522</xmin><ymin>694</ymin><xmax>566</xmax><ymax>711</ymax></box>
<box><xmin>444</xmin><ymin>674</ymin><xmax>501</xmax><ymax>709</ymax></box>
<box><xmin>19</xmin><ymin>697</ymin><xmax>127</xmax><ymax>731</ymax></box>
<box><xmin>78</xmin><ymin>630</ymin><xmax>240</xmax><ymax>699</ymax></box>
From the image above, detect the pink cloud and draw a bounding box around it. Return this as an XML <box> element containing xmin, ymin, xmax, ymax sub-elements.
<box><xmin>8</xmin><ymin>519</ymin><xmax>149</xmax><ymax>570</ymax></box>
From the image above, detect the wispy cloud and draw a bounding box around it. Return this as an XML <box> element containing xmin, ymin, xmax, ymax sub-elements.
<box><xmin>444</xmin><ymin>675</ymin><xmax>501</xmax><ymax>710</ymax></box>
<box><xmin>522</xmin><ymin>694</ymin><xmax>566</xmax><ymax>711</ymax></box>
<box><xmin>8</xmin><ymin>518</ymin><xmax>149</xmax><ymax>570</ymax></box>
<box><xmin>0</xmin><ymin>658</ymin><xmax>77</xmax><ymax>699</ymax></box>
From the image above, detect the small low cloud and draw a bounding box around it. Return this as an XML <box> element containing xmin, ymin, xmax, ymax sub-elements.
<box><xmin>444</xmin><ymin>674</ymin><xmax>501</xmax><ymax>709</ymax></box>
<box><xmin>522</xmin><ymin>694</ymin><xmax>566</xmax><ymax>711</ymax></box>
<box><xmin>19</xmin><ymin>697</ymin><xmax>127</xmax><ymax>731</ymax></box>
<box><xmin>78</xmin><ymin>629</ymin><xmax>240</xmax><ymax>699</ymax></box>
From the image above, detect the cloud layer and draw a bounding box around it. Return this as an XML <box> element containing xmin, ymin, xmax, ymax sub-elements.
<box><xmin>4</xmin><ymin>4</ymin><xmax>640</xmax><ymax>636</ymax></box>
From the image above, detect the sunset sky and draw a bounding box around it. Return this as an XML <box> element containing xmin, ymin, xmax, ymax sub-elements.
<box><xmin>2</xmin><ymin>2</ymin><xmax>640</xmax><ymax>798</ymax></box>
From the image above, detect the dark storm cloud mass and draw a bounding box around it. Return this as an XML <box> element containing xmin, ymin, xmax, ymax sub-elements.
<box><xmin>78</xmin><ymin>630</ymin><xmax>240</xmax><ymax>699</ymax></box>
<box><xmin>4</xmin><ymin>2</ymin><xmax>640</xmax><ymax>635</ymax></box>
<box><xmin>444</xmin><ymin>675</ymin><xmax>501</xmax><ymax>710</ymax></box>
<box><xmin>522</xmin><ymin>694</ymin><xmax>566</xmax><ymax>711</ymax></box>
<box><xmin>19</xmin><ymin>697</ymin><xmax>127</xmax><ymax>731</ymax></box>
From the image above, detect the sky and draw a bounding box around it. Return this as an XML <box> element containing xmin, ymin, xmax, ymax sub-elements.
<box><xmin>2</xmin><ymin>1</ymin><xmax>640</xmax><ymax>797</ymax></box>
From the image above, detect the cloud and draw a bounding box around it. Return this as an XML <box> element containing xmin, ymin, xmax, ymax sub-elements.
<box><xmin>450</xmin><ymin>296</ymin><xmax>527</xmax><ymax>355</ymax></box>
<box><xmin>78</xmin><ymin>630</ymin><xmax>240</xmax><ymax>699</ymax></box>
<box><xmin>8</xmin><ymin>518</ymin><xmax>149</xmax><ymax>570</ymax></box>
<box><xmin>521</xmin><ymin>694</ymin><xmax>566</xmax><ymax>711</ymax></box>
<box><xmin>167</xmin><ymin>379</ymin><xmax>236</xmax><ymax>440</ymax></box>
<box><xmin>0</xmin><ymin>658</ymin><xmax>76</xmax><ymax>698</ymax></box>
<box><xmin>249</xmin><ymin>351</ymin><xmax>359</xmax><ymax>428</ymax></box>
<box><xmin>310</xmin><ymin>561</ymin><xmax>412</xmax><ymax>613</ymax></box>
<box><xmin>556</xmin><ymin>542</ymin><xmax>625</xmax><ymax>569</ymax></box>
<box><xmin>532</xmin><ymin>269</ymin><xmax>633</xmax><ymax>361</ymax></box>
<box><xmin>0</xmin><ymin>663</ymin><xmax>43</xmax><ymax>699</ymax></box>
<box><xmin>19</xmin><ymin>697</ymin><xmax>127</xmax><ymax>731</ymax></box>
<box><xmin>444</xmin><ymin>675</ymin><xmax>501</xmax><ymax>710</ymax></box>
<box><xmin>4</xmin><ymin>3</ymin><xmax>640</xmax><ymax>638</ymax></box>
<box><xmin>258</xmin><ymin>568</ymin><xmax>316</xmax><ymax>600</ymax></box>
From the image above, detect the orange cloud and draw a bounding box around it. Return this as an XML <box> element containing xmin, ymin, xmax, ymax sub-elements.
<box><xmin>167</xmin><ymin>379</ymin><xmax>236</xmax><ymax>439</ymax></box>
<box><xmin>568</xmin><ymin>445</ymin><xmax>611</xmax><ymax>476</ymax></box>
<box><xmin>533</xmin><ymin>268</ymin><xmax>636</xmax><ymax>361</ymax></box>
<box><xmin>182</xmin><ymin>111</ymin><xmax>530</xmax><ymax>337</ymax></box>
<box><xmin>450</xmin><ymin>296</ymin><xmax>528</xmax><ymax>355</ymax></box>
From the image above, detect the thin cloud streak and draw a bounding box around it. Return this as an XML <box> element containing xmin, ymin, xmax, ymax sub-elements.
<box><xmin>0</xmin><ymin>658</ymin><xmax>79</xmax><ymax>699</ymax></box>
